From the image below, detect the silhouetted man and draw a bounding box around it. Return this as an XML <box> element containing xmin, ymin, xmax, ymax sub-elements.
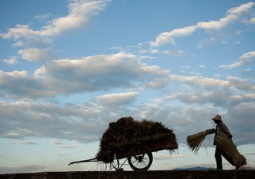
<box><xmin>212</xmin><ymin>114</ymin><xmax>235</xmax><ymax>170</ymax></box>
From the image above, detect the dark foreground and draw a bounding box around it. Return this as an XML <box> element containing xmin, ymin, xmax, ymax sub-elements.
<box><xmin>0</xmin><ymin>170</ymin><xmax>255</xmax><ymax>179</ymax></box>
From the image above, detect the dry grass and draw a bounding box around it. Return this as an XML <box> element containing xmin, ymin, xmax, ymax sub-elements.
<box><xmin>96</xmin><ymin>116</ymin><xmax>178</xmax><ymax>163</ymax></box>
<box><xmin>215</xmin><ymin>132</ymin><xmax>246</xmax><ymax>169</ymax></box>
<box><xmin>187</xmin><ymin>128</ymin><xmax>216</xmax><ymax>153</ymax></box>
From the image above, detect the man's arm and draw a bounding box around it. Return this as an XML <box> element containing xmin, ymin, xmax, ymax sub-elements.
<box><xmin>219</xmin><ymin>123</ymin><xmax>232</xmax><ymax>138</ymax></box>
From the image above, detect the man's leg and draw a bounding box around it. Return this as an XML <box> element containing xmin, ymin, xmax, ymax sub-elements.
<box><xmin>221</xmin><ymin>151</ymin><xmax>235</xmax><ymax>166</ymax></box>
<box><xmin>215</xmin><ymin>147</ymin><xmax>222</xmax><ymax>169</ymax></box>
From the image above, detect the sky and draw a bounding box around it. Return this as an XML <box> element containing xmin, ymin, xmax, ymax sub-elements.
<box><xmin>0</xmin><ymin>0</ymin><xmax>255</xmax><ymax>174</ymax></box>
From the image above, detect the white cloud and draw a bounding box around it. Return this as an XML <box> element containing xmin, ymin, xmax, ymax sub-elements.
<box><xmin>150</xmin><ymin>25</ymin><xmax>196</xmax><ymax>47</ymax></box>
<box><xmin>197</xmin><ymin>64</ymin><xmax>205</xmax><ymax>69</ymax></box>
<box><xmin>198</xmin><ymin>36</ymin><xmax>223</xmax><ymax>48</ymax></box>
<box><xmin>141</xmin><ymin>77</ymin><xmax>169</xmax><ymax>89</ymax></box>
<box><xmin>150</xmin><ymin>2</ymin><xmax>254</xmax><ymax>48</ymax></box>
<box><xmin>34</xmin><ymin>13</ymin><xmax>52</xmax><ymax>22</ymax></box>
<box><xmin>0</xmin><ymin>24</ymin><xmax>39</xmax><ymax>40</ymax></box>
<box><xmin>228</xmin><ymin>76</ymin><xmax>255</xmax><ymax>91</ymax></box>
<box><xmin>168</xmin><ymin>74</ymin><xmax>255</xmax><ymax>95</ymax></box>
<box><xmin>219</xmin><ymin>51</ymin><xmax>255</xmax><ymax>69</ymax></box>
<box><xmin>0</xmin><ymin>70</ymin><xmax>54</xmax><ymax>98</ymax></box>
<box><xmin>0</xmin><ymin>1</ymin><xmax>254</xmax><ymax>152</ymax></box>
<box><xmin>0</xmin><ymin>0</ymin><xmax>110</xmax><ymax>40</ymax></box>
<box><xmin>0</xmin><ymin>0</ymin><xmax>111</xmax><ymax>63</ymax></box>
<box><xmin>168</xmin><ymin>75</ymin><xmax>229</xmax><ymax>89</ymax></box>
<box><xmin>240</xmin><ymin>51</ymin><xmax>255</xmax><ymax>59</ymax></box>
<box><xmin>3</xmin><ymin>56</ymin><xmax>18</xmax><ymax>65</ymax></box>
<box><xmin>197</xmin><ymin>2</ymin><xmax>254</xmax><ymax>29</ymax></box>
<box><xmin>96</xmin><ymin>92</ymin><xmax>138</xmax><ymax>107</ymax></box>
<box><xmin>163</xmin><ymin>50</ymin><xmax>184</xmax><ymax>56</ymax></box>
<box><xmin>12</xmin><ymin>41</ymin><xmax>24</xmax><ymax>47</ymax></box>
<box><xmin>0</xmin><ymin>71</ymin><xmax>255</xmax><ymax>145</ymax></box>
<box><xmin>250</xmin><ymin>17</ymin><xmax>255</xmax><ymax>24</ymax></box>
<box><xmin>18</xmin><ymin>48</ymin><xmax>52</xmax><ymax>62</ymax></box>
<box><xmin>0</xmin><ymin>52</ymin><xmax>169</xmax><ymax>98</ymax></box>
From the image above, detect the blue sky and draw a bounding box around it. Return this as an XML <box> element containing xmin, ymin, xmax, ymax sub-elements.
<box><xmin>0</xmin><ymin>0</ymin><xmax>255</xmax><ymax>173</ymax></box>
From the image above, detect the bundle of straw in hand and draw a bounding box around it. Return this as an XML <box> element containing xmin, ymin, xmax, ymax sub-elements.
<box><xmin>215</xmin><ymin>132</ymin><xmax>246</xmax><ymax>169</ymax></box>
<box><xmin>187</xmin><ymin>128</ymin><xmax>216</xmax><ymax>153</ymax></box>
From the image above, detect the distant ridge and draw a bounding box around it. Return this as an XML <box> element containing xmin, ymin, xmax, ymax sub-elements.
<box><xmin>173</xmin><ymin>166</ymin><xmax>255</xmax><ymax>170</ymax></box>
<box><xmin>173</xmin><ymin>166</ymin><xmax>213</xmax><ymax>170</ymax></box>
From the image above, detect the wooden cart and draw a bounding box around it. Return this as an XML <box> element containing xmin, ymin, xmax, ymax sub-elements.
<box><xmin>68</xmin><ymin>133</ymin><xmax>176</xmax><ymax>171</ymax></box>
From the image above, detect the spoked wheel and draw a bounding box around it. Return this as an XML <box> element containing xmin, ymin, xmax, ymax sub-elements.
<box><xmin>127</xmin><ymin>145</ymin><xmax>153</xmax><ymax>171</ymax></box>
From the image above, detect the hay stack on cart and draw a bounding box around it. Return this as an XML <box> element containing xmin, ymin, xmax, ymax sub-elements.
<box><xmin>96</xmin><ymin>116</ymin><xmax>178</xmax><ymax>164</ymax></box>
<box><xmin>68</xmin><ymin>116</ymin><xmax>178</xmax><ymax>171</ymax></box>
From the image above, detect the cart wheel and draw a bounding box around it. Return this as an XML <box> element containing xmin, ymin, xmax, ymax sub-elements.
<box><xmin>127</xmin><ymin>145</ymin><xmax>153</xmax><ymax>171</ymax></box>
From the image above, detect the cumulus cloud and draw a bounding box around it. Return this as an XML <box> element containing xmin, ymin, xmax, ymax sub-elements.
<box><xmin>163</xmin><ymin>50</ymin><xmax>184</xmax><ymax>56</ymax></box>
<box><xmin>1</xmin><ymin>72</ymin><xmax>255</xmax><ymax>145</ymax></box>
<box><xmin>0</xmin><ymin>1</ymin><xmax>254</xmax><ymax>162</ymax></box>
<box><xmin>0</xmin><ymin>100</ymin><xmax>101</xmax><ymax>142</ymax></box>
<box><xmin>0</xmin><ymin>24</ymin><xmax>39</xmax><ymax>40</ymax></box>
<box><xmin>0</xmin><ymin>0</ymin><xmax>110</xmax><ymax>39</ymax></box>
<box><xmin>150</xmin><ymin>25</ymin><xmax>197</xmax><ymax>47</ymax></box>
<box><xmin>0</xmin><ymin>70</ymin><xmax>51</xmax><ymax>98</ymax></box>
<box><xmin>0</xmin><ymin>52</ymin><xmax>170</xmax><ymax>99</ymax></box>
<box><xmin>18</xmin><ymin>48</ymin><xmax>52</xmax><ymax>62</ymax></box>
<box><xmin>96</xmin><ymin>92</ymin><xmax>138</xmax><ymax>107</ymax></box>
<box><xmin>0</xmin><ymin>0</ymin><xmax>111</xmax><ymax>62</ymax></box>
<box><xmin>12</xmin><ymin>41</ymin><xmax>24</xmax><ymax>47</ymax></box>
<box><xmin>3</xmin><ymin>56</ymin><xmax>18</xmax><ymax>65</ymax></box>
<box><xmin>150</xmin><ymin>2</ymin><xmax>254</xmax><ymax>48</ymax></box>
<box><xmin>41</xmin><ymin>0</ymin><xmax>110</xmax><ymax>36</ymax></box>
<box><xmin>219</xmin><ymin>51</ymin><xmax>255</xmax><ymax>69</ymax></box>
<box><xmin>251</xmin><ymin>17</ymin><xmax>255</xmax><ymax>23</ymax></box>
<box><xmin>197</xmin><ymin>2</ymin><xmax>254</xmax><ymax>29</ymax></box>
<box><xmin>34</xmin><ymin>13</ymin><xmax>52</xmax><ymax>22</ymax></box>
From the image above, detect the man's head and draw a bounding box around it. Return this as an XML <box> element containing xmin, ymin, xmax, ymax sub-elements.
<box><xmin>212</xmin><ymin>114</ymin><xmax>222</xmax><ymax>123</ymax></box>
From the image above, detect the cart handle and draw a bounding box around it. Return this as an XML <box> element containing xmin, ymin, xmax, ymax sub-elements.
<box><xmin>68</xmin><ymin>158</ymin><xmax>98</xmax><ymax>166</ymax></box>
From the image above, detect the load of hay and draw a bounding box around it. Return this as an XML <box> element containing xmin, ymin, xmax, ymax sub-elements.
<box><xmin>215</xmin><ymin>132</ymin><xmax>246</xmax><ymax>169</ymax></box>
<box><xmin>96</xmin><ymin>116</ymin><xmax>178</xmax><ymax>163</ymax></box>
<box><xmin>187</xmin><ymin>128</ymin><xmax>216</xmax><ymax>153</ymax></box>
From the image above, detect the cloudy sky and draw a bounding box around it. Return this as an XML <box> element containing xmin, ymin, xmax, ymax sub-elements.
<box><xmin>1</xmin><ymin>0</ymin><xmax>255</xmax><ymax>173</ymax></box>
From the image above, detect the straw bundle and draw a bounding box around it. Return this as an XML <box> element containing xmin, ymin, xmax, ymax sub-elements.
<box><xmin>215</xmin><ymin>132</ymin><xmax>246</xmax><ymax>169</ymax></box>
<box><xmin>96</xmin><ymin>116</ymin><xmax>178</xmax><ymax>163</ymax></box>
<box><xmin>187</xmin><ymin>128</ymin><xmax>216</xmax><ymax>153</ymax></box>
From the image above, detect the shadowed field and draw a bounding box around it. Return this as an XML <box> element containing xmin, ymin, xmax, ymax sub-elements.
<box><xmin>1</xmin><ymin>170</ymin><xmax>255</xmax><ymax>179</ymax></box>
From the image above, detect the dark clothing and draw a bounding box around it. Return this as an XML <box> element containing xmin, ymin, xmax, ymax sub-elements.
<box><xmin>213</xmin><ymin>122</ymin><xmax>232</xmax><ymax>145</ymax></box>
<box><xmin>215</xmin><ymin>146</ymin><xmax>234</xmax><ymax>169</ymax></box>
<box><xmin>214</xmin><ymin>121</ymin><xmax>234</xmax><ymax>169</ymax></box>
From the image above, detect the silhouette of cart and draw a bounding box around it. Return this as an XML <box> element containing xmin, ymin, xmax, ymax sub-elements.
<box><xmin>68</xmin><ymin>133</ymin><xmax>177</xmax><ymax>171</ymax></box>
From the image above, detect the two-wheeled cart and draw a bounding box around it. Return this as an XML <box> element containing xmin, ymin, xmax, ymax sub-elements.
<box><xmin>69</xmin><ymin>133</ymin><xmax>176</xmax><ymax>171</ymax></box>
<box><xmin>69</xmin><ymin>117</ymin><xmax>178</xmax><ymax>171</ymax></box>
